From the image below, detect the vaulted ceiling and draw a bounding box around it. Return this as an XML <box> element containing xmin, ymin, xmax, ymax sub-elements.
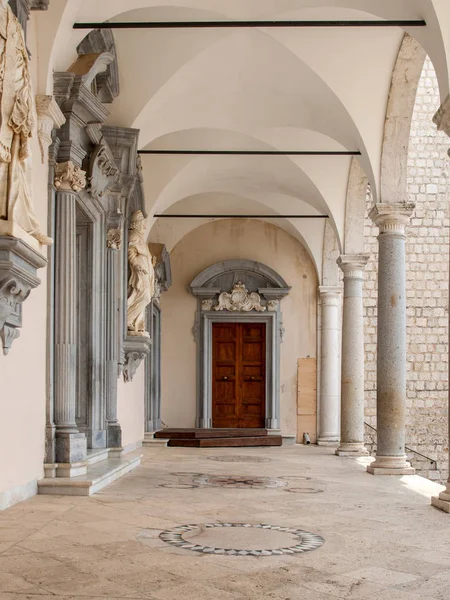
<box><xmin>33</xmin><ymin>0</ymin><xmax>450</xmax><ymax>277</ymax></box>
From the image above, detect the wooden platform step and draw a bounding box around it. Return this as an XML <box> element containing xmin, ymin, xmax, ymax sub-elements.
<box><xmin>167</xmin><ymin>436</ymin><xmax>282</xmax><ymax>448</ymax></box>
<box><xmin>154</xmin><ymin>428</ymin><xmax>268</xmax><ymax>440</ymax></box>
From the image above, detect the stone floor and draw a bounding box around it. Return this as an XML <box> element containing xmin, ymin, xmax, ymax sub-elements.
<box><xmin>0</xmin><ymin>445</ymin><xmax>449</xmax><ymax>599</ymax></box>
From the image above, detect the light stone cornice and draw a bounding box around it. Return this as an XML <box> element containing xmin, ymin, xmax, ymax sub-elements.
<box><xmin>369</xmin><ymin>202</ymin><xmax>415</xmax><ymax>235</ymax></box>
<box><xmin>35</xmin><ymin>95</ymin><xmax>66</xmax><ymax>163</ymax></box>
<box><xmin>54</xmin><ymin>161</ymin><xmax>86</xmax><ymax>192</ymax></box>
<box><xmin>337</xmin><ymin>254</ymin><xmax>370</xmax><ymax>279</ymax></box>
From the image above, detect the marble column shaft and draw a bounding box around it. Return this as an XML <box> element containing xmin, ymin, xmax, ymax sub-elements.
<box><xmin>105</xmin><ymin>245</ymin><xmax>122</xmax><ymax>448</ymax></box>
<box><xmin>318</xmin><ymin>286</ymin><xmax>342</xmax><ymax>445</ymax></box>
<box><xmin>336</xmin><ymin>255</ymin><xmax>370</xmax><ymax>456</ymax></box>
<box><xmin>367</xmin><ymin>203</ymin><xmax>415</xmax><ymax>475</ymax></box>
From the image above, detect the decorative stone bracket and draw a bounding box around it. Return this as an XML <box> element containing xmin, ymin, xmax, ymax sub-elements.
<box><xmin>35</xmin><ymin>95</ymin><xmax>66</xmax><ymax>163</ymax></box>
<box><xmin>123</xmin><ymin>335</ymin><xmax>151</xmax><ymax>383</ymax></box>
<box><xmin>0</xmin><ymin>235</ymin><xmax>47</xmax><ymax>355</ymax></box>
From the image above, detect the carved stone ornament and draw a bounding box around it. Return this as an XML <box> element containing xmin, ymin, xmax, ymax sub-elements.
<box><xmin>123</xmin><ymin>351</ymin><xmax>146</xmax><ymax>383</ymax></box>
<box><xmin>214</xmin><ymin>282</ymin><xmax>266</xmax><ymax>312</ymax></box>
<box><xmin>54</xmin><ymin>161</ymin><xmax>87</xmax><ymax>192</ymax></box>
<box><xmin>201</xmin><ymin>299</ymin><xmax>214</xmax><ymax>311</ymax></box>
<box><xmin>267</xmin><ymin>300</ymin><xmax>279</xmax><ymax>311</ymax></box>
<box><xmin>35</xmin><ymin>95</ymin><xmax>65</xmax><ymax>163</ymax></box>
<box><xmin>107</xmin><ymin>227</ymin><xmax>122</xmax><ymax>250</ymax></box>
<box><xmin>87</xmin><ymin>141</ymin><xmax>119</xmax><ymax>202</ymax></box>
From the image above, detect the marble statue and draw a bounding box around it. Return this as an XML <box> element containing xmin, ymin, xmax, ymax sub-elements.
<box><xmin>0</xmin><ymin>0</ymin><xmax>52</xmax><ymax>245</ymax></box>
<box><xmin>126</xmin><ymin>210</ymin><xmax>155</xmax><ymax>335</ymax></box>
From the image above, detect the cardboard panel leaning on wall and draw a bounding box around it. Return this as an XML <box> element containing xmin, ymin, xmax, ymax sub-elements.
<box><xmin>297</xmin><ymin>358</ymin><xmax>317</xmax><ymax>444</ymax></box>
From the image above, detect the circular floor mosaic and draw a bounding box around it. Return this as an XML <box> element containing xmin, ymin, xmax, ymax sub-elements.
<box><xmin>192</xmin><ymin>474</ymin><xmax>288</xmax><ymax>488</ymax></box>
<box><xmin>207</xmin><ymin>455</ymin><xmax>271</xmax><ymax>463</ymax></box>
<box><xmin>159</xmin><ymin>523</ymin><xmax>324</xmax><ymax>556</ymax></box>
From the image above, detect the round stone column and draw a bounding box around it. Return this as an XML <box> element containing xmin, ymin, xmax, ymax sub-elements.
<box><xmin>317</xmin><ymin>286</ymin><xmax>342</xmax><ymax>445</ymax></box>
<box><xmin>367</xmin><ymin>203</ymin><xmax>415</xmax><ymax>475</ymax></box>
<box><xmin>336</xmin><ymin>255</ymin><xmax>370</xmax><ymax>456</ymax></box>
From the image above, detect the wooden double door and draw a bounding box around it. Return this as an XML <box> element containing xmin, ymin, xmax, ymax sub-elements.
<box><xmin>212</xmin><ymin>322</ymin><xmax>266</xmax><ymax>428</ymax></box>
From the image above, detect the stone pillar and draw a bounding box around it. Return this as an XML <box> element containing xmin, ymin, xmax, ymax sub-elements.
<box><xmin>53</xmin><ymin>162</ymin><xmax>87</xmax><ymax>476</ymax></box>
<box><xmin>317</xmin><ymin>286</ymin><xmax>342</xmax><ymax>445</ymax></box>
<box><xmin>367</xmin><ymin>203</ymin><xmax>415</xmax><ymax>475</ymax></box>
<box><xmin>105</xmin><ymin>227</ymin><xmax>122</xmax><ymax>448</ymax></box>
<box><xmin>432</xmin><ymin>97</ymin><xmax>450</xmax><ymax>511</ymax></box>
<box><xmin>336</xmin><ymin>255</ymin><xmax>370</xmax><ymax>456</ymax></box>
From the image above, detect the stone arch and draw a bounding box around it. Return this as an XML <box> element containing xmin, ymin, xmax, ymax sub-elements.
<box><xmin>344</xmin><ymin>157</ymin><xmax>368</xmax><ymax>255</ymax></box>
<box><xmin>380</xmin><ymin>34</ymin><xmax>427</xmax><ymax>205</ymax></box>
<box><xmin>321</xmin><ymin>220</ymin><xmax>341</xmax><ymax>287</ymax></box>
<box><xmin>190</xmin><ymin>259</ymin><xmax>290</xmax><ymax>292</ymax></box>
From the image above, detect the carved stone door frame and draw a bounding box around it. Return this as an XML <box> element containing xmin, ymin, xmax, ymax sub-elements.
<box><xmin>190</xmin><ymin>260</ymin><xmax>291</xmax><ymax>430</ymax></box>
<box><xmin>202</xmin><ymin>312</ymin><xmax>277</xmax><ymax>429</ymax></box>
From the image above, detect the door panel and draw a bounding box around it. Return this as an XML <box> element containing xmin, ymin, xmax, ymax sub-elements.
<box><xmin>212</xmin><ymin>322</ymin><xmax>266</xmax><ymax>428</ymax></box>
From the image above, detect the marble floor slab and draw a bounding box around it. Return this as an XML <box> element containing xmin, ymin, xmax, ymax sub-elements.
<box><xmin>0</xmin><ymin>445</ymin><xmax>447</xmax><ymax>599</ymax></box>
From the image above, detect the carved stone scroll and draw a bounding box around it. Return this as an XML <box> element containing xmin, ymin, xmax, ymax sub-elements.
<box><xmin>214</xmin><ymin>282</ymin><xmax>266</xmax><ymax>312</ymax></box>
<box><xmin>54</xmin><ymin>161</ymin><xmax>86</xmax><ymax>192</ymax></box>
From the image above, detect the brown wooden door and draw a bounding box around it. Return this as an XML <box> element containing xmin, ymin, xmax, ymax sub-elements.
<box><xmin>212</xmin><ymin>323</ymin><xmax>266</xmax><ymax>428</ymax></box>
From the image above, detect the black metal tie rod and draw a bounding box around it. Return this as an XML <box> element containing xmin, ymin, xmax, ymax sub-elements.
<box><xmin>138</xmin><ymin>150</ymin><xmax>360</xmax><ymax>156</ymax></box>
<box><xmin>153</xmin><ymin>214</ymin><xmax>328</xmax><ymax>219</ymax></box>
<box><xmin>73</xmin><ymin>20</ymin><xmax>426</xmax><ymax>30</ymax></box>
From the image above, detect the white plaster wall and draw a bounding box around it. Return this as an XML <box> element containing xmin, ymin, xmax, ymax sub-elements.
<box><xmin>0</xmin><ymin>16</ymin><xmax>49</xmax><ymax>505</ymax></box>
<box><xmin>159</xmin><ymin>219</ymin><xmax>317</xmax><ymax>435</ymax></box>
<box><xmin>117</xmin><ymin>365</ymin><xmax>145</xmax><ymax>449</ymax></box>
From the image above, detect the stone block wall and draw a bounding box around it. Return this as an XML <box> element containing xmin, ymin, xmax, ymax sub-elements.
<box><xmin>364</xmin><ymin>57</ymin><xmax>449</xmax><ymax>482</ymax></box>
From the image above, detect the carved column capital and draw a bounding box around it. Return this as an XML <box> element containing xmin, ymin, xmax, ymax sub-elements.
<box><xmin>54</xmin><ymin>161</ymin><xmax>86</xmax><ymax>192</ymax></box>
<box><xmin>35</xmin><ymin>95</ymin><xmax>65</xmax><ymax>163</ymax></box>
<box><xmin>369</xmin><ymin>203</ymin><xmax>415</xmax><ymax>237</ymax></box>
<box><xmin>337</xmin><ymin>254</ymin><xmax>370</xmax><ymax>280</ymax></box>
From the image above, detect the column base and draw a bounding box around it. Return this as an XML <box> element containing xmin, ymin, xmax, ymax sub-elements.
<box><xmin>317</xmin><ymin>437</ymin><xmax>340</xmax><ymax>447</ymax></box>
<box><xmin>55</xmin><ymin>432</ymin><xmax>87</xmax><ymax>465</ymax></box>
<box><xmin>336</xmin><ymin>443</ymin><xmax>369</xmax><ymax>457</ymax></box>
<box><xmin>107</xmin><ymin>423</ymin><xmax>122</xmax><ymax>448</ymax></box>
<box><xmin>367</xmin><ymin>455</ymin><xmax>415</xmax><ymax>475</ymax></box>
<box><xmin>431</xmin><ymin>486</ymin><xmax>450</xmax><ymax>513</ymax></box>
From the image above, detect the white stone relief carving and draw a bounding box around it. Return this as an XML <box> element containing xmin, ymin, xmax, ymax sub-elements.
<box><xmin>54</xmin><ymin>161</ymin><xmax>87</xmax><ymax>192</ymax></box>
<box><xmin>267</xmin><ymin>300</ymin><xmax>279</xmax><ymax>311</ymax></box>
<box><xmin>201</xmin><ymin>299</ymin><xmax>214</xmax><ymax>311</ymax></box>
<box><xmin>35</xmin><ymin>95</ymin><xmax>65</xmax><ymax>163</ymax></box>
<box><xmin>107</xmin><ymin>227</ymin><xmax>122</xmax><ymax>250</ymax></box>
<box><xmin>214</xmin><ymin>282</ymin><xmax>266</xmax><ymax>312</ymax></box>
<box><xmin>0</xmin><ymin>3</ymin><xmax>52</xmax><ymax>245</ymax></box>
<box><xmin>127</xmin><ymin>211</ymin><xmax>155</xmax><ymax>336</ymax></box>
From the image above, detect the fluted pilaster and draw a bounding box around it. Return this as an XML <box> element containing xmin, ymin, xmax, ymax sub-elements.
<box><xmin>54</xmin><ymin>162</ymin><xmax>87</xmax><ymax>470</ymax></box>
